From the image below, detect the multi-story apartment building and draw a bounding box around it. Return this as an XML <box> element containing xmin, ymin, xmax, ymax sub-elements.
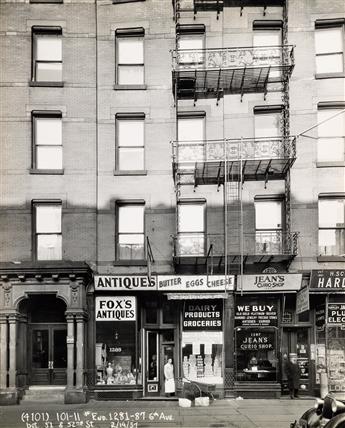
<box><xmin>0</xmin><ymin>0</ymin><xmax>344</xmax><ymax>405</ymax></box>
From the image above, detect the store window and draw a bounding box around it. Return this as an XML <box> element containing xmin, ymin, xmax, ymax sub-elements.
<box><xmin>32</xmin><ymin>27</ymin><xmax>62</xmax><ymax>83</ymax></box>
<box><xmin>176</xmin><ymin>24</ymin><xmax>205</xmax><ymax>65</ymax></box>
<box><xmin>315</xmin><ymin>21</ymin><xmax>344</xmax><ymax>75</ymax></box>
<box><xmin>95</xmin><ymin>296</ymin><xmax>140</xmax><ymax>385</ymax></box>
<box><xmin>182</xmin><ymin>300</ymin><xmax>223</xmax><ymax>384</ymax></box>
<box><xmin>33</xmin><ymin>201</ymin><xmax>62</xmax><ymax>260</ymax></box>
<box><xmin>317</xmin><ymin>104</ymin><xmax>345</xmax><ymax>162</ymax></box>
<box><xmin>116</xmin><ymin>28</ymin><xmax>144</xmax><ymax>85</ymax></box>
<box><xmin>177</xmin><ymin>200</ymin><xmax>205</xmax><ymax>257</ymax></box>
<box><xmin>116</xmin><ymin>202</ymin><xmax>145</xmax><ymax>260</ymax></box>
<box><xmin>318</xmin><ymin>196</ymin><xmax>345</xmax><ymax>256</ymax></box>
<box><xmin>32</xmin><ymin>111</ymin><xmax>63</xmax><ymax>170</ymax></box>
<box><xmin>177</xmin><ymin>112</ymin><xmax>205</xmax><ymax>162</ymax></box>
<box><xmin>255</xmin><ymin>196</ymin><xmax>284</xmax><ymax>254</ymax></box>
<box><xmin>116</xmin><ymin>113</ymin><xmax>145</xmax><ymax>171</ymax></box>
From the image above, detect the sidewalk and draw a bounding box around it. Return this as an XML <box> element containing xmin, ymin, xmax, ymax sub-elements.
<box><xmin>0</xmin><ymin>398</ymin><xmax>315</xmax><ymax>428</ymax></box>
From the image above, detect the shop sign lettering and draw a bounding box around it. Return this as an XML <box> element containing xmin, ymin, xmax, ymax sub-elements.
<box><xmin>316</xmin><ymin>306</ymin><xmax>325</xmax><ymax>331</ymax></box>
<box><xmin>237</xmin><ymin>331</ymin><xmax>275</xmax><ymax>351</ymax></box>
<box><xmin>296</xmin><ymin>287</ymin><xmax>310</xmax><ymax>314</ymax></box>
<box><xmin>239</xmin><ymin>274</ymin><xmax>302</xmax><ymax>292</ymax></box>
<box><xmin>183</xmin><ymin>300</ymin><xmax>223</xmax><ymax>331</ymax></box>
<box><xmin>95</xmin><ymin>275</ymin><xmax>157</xmax><ymax>290</ymax></box>
<box><xmin>310</xmin><ymin>270</ymin><xmax>345</xmax><ymax>291</ymax></box>
<box><xmin>95</xmin><ymin>296</ymin><xmax>136</xmax><ymax>321</ymax></box>
<box><xmin>157</xmin><ymin>275</ymin><xmax>234</xmax><ymax>291</ymax></box>
<box><xmin>327</xmin><ymin>303</ymin><xmax>345</xmax><ymax>324</ymax></box>
<box><xmin>235</xmin><ymin>298</ymin><xmax>278</xmax><ymax>327</ymax></box>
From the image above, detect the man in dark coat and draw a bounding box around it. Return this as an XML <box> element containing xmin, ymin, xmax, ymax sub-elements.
<box><xmin>285</xmin><ymin>353</ymin><xmax>301</xmax><ymax>399</ymax></box>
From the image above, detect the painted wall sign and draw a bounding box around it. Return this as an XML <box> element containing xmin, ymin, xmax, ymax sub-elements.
<box><xmin>157</xmin><ymin>275</ymin><xmax>234</xmax><ymax>291</ymax></box>
<box><xmin>327</xmin><ymin>303</ymin><xmax>345</xmax><ymax>324</ymax></box>
<box><xmin>95</xmin><ymin>275</ymin><xmax>157</xmax><ymax>290</ymax></box>
<box><xmin>235</xmin><ymin>298</ymin><xmax>278</xmax><ymax>327</ymax></box>
<box><xmin>316</xmin><ymin>305</ymin><xmax>326</xmax><ymax>331</ymax></box>
<box><xmin>183</xmin><ymin>299</ymin><xmax>223</xmax><ymax>331</ymax></box>
<box><xmin>310</xmin><ymin>270</ymin><xmax>345</xmax><ymax>291</ymax></box>
<box><xmin>95</xmin><ymin>296</ymin><xmax>136</xmax><ymax>321</ymax></box>
<box><xmin>296</xmin><ymin>287</ymin><xmax>310</xmax><ymax>314</ymax></box>
<box><xmin>238</xmin><ymin>274</ymin><xmax>302</xmax><ymax>292</ymax></box>
<box><xmin>236</xmin><ymin>330</ymin><xmax>275</xmax><ymax>351</ymax></box>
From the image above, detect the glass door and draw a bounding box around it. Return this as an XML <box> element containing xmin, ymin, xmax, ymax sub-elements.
<box><xmin>146</xmin><ymin>331</ymin><xmax>159</xmax><ymax>395</ymax></box>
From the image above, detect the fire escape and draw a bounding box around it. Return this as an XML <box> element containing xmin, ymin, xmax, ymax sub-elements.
<box><xmin>171</xmin><ymin>0</ymin><xmax>298</xmax><ymax>275</ymax></box>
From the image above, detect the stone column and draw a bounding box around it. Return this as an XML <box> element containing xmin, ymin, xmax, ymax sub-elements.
<box><xmin>0</xmin><ymin>316</ymin><xmax>8</xmax><ymax>389</ymax></box>
<box><xmin>75</xmin><ymin>315</ymin><xmax>85</xmax><ymax>389</ymax></box>
<box><xmin>8</xmin><ymin>315</ymin><xmax>17</xmax><ymax>387</ymax></box>
<box><xmin>66</xmin><ymin>313</ymin><xmax>75</xmax><ymax>389</ymax></box>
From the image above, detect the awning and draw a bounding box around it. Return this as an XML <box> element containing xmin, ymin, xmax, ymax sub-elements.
<box><xmin>166</xmin><ymin>293</ymin><xmax>228</xmax><ymax>300</ymax></box>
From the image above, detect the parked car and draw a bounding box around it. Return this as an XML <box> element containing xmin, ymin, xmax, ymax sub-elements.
<box><xmin>291</xmin><ymin>394</ymin><xmax>345</xmax><ymax>428</ymax></box>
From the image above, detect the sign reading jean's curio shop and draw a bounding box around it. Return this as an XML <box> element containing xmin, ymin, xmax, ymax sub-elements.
<box><xmin>183</xmin><ymin>299</ymin><xmax>223</xmax><ymax>331</ymax></box>
<box><xmin>95</xmin><ymin>275</ymin><xmax>157</xmax><ymax>290</ymax></box>
<box><xmin>157</xmin><ymin>275</ymin><xmax>234</xmax><ymax>291</ymax></box>
<box><xmin>327</xmin><ymin>303</ymin><xmax>345</xmax><ymax>324</ymax></box>
<box><xmin>95</xmin><ymin>296</ymin><xmax>136</xmax><ymax>321</ymax></box>
<box><xmin>235</xmin><ymin>297</ymin><xmax>278</xmax><ymax>327</ymax></box>
<box><xmin>310</xmin><ymin>270</ymin><xmax>345</xmax><ymax>291</ymax></box>
<box><xmin>239</xmin><ymin>274</ymin><xmax>302</xmax><ymax>292</ymax></box>
<box><xmin>236</xmin><ymin>330</ymin><xmax>275</xmax><ymax>351</ymax></box>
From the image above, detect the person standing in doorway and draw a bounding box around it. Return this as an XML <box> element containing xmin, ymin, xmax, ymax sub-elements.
<box><xmin>164</xmin><ymin>358</ymin><xmax>175</xmax><ymax>397</ymax></box>
<box><xmin>286</xmin><ymin>353</ymin><xmax>301</xmax><ymax>399</ymax></box>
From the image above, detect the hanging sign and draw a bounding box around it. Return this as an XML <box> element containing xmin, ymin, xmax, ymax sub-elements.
<box><xmin>310</xmin><ymin>270</ymin><xmax>345</xmax><ymax>291</ymax></box>
<box><xmin>316</xmin><ymin>305</ymin><xmax>326</xmax><ymax>331</ymax></box>
<box><xmin>296</xmin><ymin>287</ymin><xmax>310</xmax><ymax>314</ymax></box>
<box><xmin>183</xmin><ymin>299</ymin><xmax>223</xmax><ymax>331</ymax></box>
<box><xmin>95</xmin><ymin>296</ymin><xmax>136</xmax><ymax>321</ymax></box>
<box><xmin>157</xmin><ymin>275</ymin><xmax>234</xmax><ymax>291</ymax></box>
<box><xmin>95</xmin><ymin>275</ymin><xmax>157</xmax><ymax>290</ymax></box>
<box><xmin>238</xmin><ymin>274</ymin><xmax>302</xmax><ymax>292</ymax></box>
<box><xmin>235</xmin><ymin>297</ymin><xmax>278</xmax><ymax>327</ymax></box>
<box><xmin>327</xmin><ymin>303</ymin><xmax>345</xmax><ymax>324</ymax></box>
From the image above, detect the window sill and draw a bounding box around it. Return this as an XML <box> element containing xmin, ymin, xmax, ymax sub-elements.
<box><xmin>317</xmin><ymin>256</ymin><xmax>345</xmax><ymax>262</ymax></box>
<box><xmin>113</xmin><ymin>260</ymin><xmax>147</xmax><ymax>266</ymax></box>
<box><xmin>315</xmin><ymin>73</ymin><xmax>345</xmax><ymax>79</ymax></box>
<box><xmin>29</xmin><ymin>81</ymin><xmax>64</xmax><ymax>87</ymax></box>
<box><xmin>114</xmin><ymin>170</ymin><xmax>147</xmax><ymax>176</ymax></box>
<box><xmin>114</xmin><ymin>84</ymin><xmax>147</xmax><ymax>90</ymax></box>
<box><xmin>30</xmin><ymin>169</ymin><xmax>64</xmax><ymax>175</ymax></box>
<box><xmin>316</xmin><ymin>161</ymin><xmax>345</xmax><ymax>168</ymax></box>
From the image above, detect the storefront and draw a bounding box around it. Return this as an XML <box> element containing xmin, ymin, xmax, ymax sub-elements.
<box><xmin>234</xmin><ymin>273</ymin><xmax>303</xmax><ymax>398</ymax></box>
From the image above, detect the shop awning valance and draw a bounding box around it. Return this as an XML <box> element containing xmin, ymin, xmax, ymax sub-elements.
<box><xmin>166</xmin><ymin>293</ymin><xmax>228</xmax><ymax>300</ymax></box>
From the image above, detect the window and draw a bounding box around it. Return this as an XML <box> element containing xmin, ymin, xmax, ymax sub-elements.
<box><xmin>254</xmin><ymin>106</ymin><xmax>283</xmax><ymax>158</ymax></box>
<box><xmin>117</xmin><ymin>203</ymin><xmax>145</xmax><ymax>260</ymax></box>
<box><xmin>176</xmin><ymin>24</ymin><xmax>205</xmax><ymax>65</ymax></box>
<box><xmin>319</xmin><ymin>196</ymin><xmax>345</xmax><ymax>256</ymax></box>
<box><xmin>177</xmin><ymin>112</ymin><xmax>205</xmax><ymax>162</ymax></box>
<box><xmin>116</xmin><ymin>28</ymin><xmax>144</xmax><ymax>85</ymax></box>
<box><xmin>32</xmin><ymin>111</ymin><xmax>62</xmax><ymax>170</ymax></box>
<box><xmin>255</xmin><ymin>197</ymin><xmax>284</xmax><ymax>254</ymax></box>
<box><xmin>177</xmin><ymin>201</ymin><xmax>205</xmax><ymax>256</ymax></box>
<box><xmin>33</xmin><ymin>201</ymin><xmax>62</xmax><ymax>260</ymax></box>
<box><xmin>317</xmin><ymin>104</ymin><xmax>345</xmax><ymax>162</ymax></box>
<box><xmin>116</xmin><ymin>114</ymin><xmax>144</xmax><ymax>170</ymax></box>
<box><xmin>32</xmin><ymin>27</ymin><xmax>62</xmax><ymax>83</ymax></box>
<box><xmin>315</xmin><ymin>21</ymin><xmax>344</xmax><ymax>75</ymax></box>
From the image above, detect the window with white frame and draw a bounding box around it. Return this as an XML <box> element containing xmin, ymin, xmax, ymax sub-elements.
<box><xmin>254</xmin><ymin>107</ymin><xmax>283</xmax><ymax>158</ymax></box>
<box><xmin>32</xmin><ymin>27</ymin><xmax>62</xmax><ymax>82</ymax></box>
<box><xmin>117</xmin><ymin>203</ymin><xmax>145</xmax><ymax>260</ymax></box>
<box><xmin>315</xmin><ymin>22</ymin><xmax>344</xmax><ymax>75</ymax></box>
<box><xmin>319</xmin><ymin>196</ymin><xmax>345</xmax><ymax>256</ymax></box>
<box><xmin>177</xmin><ymin>112</ymin><xmax>205</xmax><ymax>162</ymax></box>
<box><xmin>34</xmin><ymin>202</ymin><xmax>62</xmax><ymax>260</ymax></box>
<box><xmin>116</xmin><ymin>114</ymin><xmax>145</xmax><ymax>170</ymax></box>
<box><xmin>255</xmin><ymin>198</ymin><xmax>283</xmax><ymax>254</ymax></box>
<box><xmin>33</xmin><ymin>112</ymin><xmax>62</xmax><ymax>170</ymax></box>
<box><xmin>116</xmin><ymin>28</ymin><xmax>144</xmax><ymax>85</ymax></box>
<box><xmin>176</xmin><ymin>24</ymin><xmax>205</xmax><ymax>65</ymax></box>
<box><xmin>317</xmin><ymin>105</ymin><xmax>345</xmax><ymax>162</ymax></box>
<box><xmin>177</xmin><ymin>201</ymin><xmax>205</xmax><ymax>257</ymax></box>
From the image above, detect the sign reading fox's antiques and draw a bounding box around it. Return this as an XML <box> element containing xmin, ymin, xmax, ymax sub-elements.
<box><xmin>310</xmin><ymin>270</ymin><xmax>345</xmax><ymax>291</ymax></box>
<box><xmin>235</xmin><ymin>297</ymin><xmax>278</xmax><ymax>327</ymax></box>
<box><xmin>239</xmin><ymin>274</ymin><xmax>302</xmax><ymax>292</ymax></box>
<box><xmin>183</xmin><ymin>299</ymin><xmax>223</xmax><ymax>331</ymax></box>
<box><xmin>327</xmin><ymin>303</ymin><xmax>345</xmax><ymax>324</ymax></box>
<box><xmin>95</xmin><ymin>275</ymin><xmax>157</xmax><ymax>290</ymax></box>
<box><xmin>95</xmin><ymin>296</ymin><xmax>136</xmax><ymax>321</ymax></box>
<box><xmin>157</xmin><ymin>275</ymin><xmax>234</xmax><ymax>291</ymax></box>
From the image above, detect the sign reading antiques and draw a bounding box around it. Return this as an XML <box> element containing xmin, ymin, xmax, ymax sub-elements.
<box><xmin>327</xmin><ymin>303</ymin><xmax>345</xmax><ymax>324</ymax></box>
<box><xmin>310</xmin><ymin>270</ymin><xmax>345</xmax><ymax>291</ymax></box>
<box><xmin>296</xmin><ymin>287</ymin><xmax>310</xmax><ymax>314</ymax></box>
<box><xmin>157</xmin><ymin>275</ymin><xmax>234</xmax><ymax>291</ymax></box>
<box><xmin>95</xmin><ymin>296</ymin><xmax>136</xmax><ymax>321</ymax></box>
<box><xmin>183</xmin><ymin>299</ymin><xmax>223</xmax><ymax>331</ymax></box>
<box><xmin>95</xmin><ymin>275</ymin><xmax>157</xmax><ymax>290</ymax></box>
<box><xmin>235</xmin><ymin>298</ymin><xmax>278</xmax><ymax>327</ymax></box>
<box><xmin>236</xmin><ymin>330</ymin><xmax>275</xmax><ymax>351</ymax></box>
<box><xmin>239</xmin><ymin>274</ymin><xmax>302</xmax><ymax>292</ymax></box>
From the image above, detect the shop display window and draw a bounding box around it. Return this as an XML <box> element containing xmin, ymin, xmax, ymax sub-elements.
<box><xmin>182</xmin><ymin>331</ymin><xmax>223</xmax><ymax>384</ymax></box>
<box><xmin>235</xmin><ymin>328</ymin><xmax>278</xmax><ymax>382</ymax></box>
<box><xmin>327</xmin><ymin>326</ymin><xmax>345</xmax><ymax>393</ymax></box>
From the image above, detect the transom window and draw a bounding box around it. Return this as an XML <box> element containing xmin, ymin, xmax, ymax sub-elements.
<box><xmin>32</xmin><ymin>27</ymin><xmax>62</xmax><ymax>82</ymax></box>
<box><xmin>116</xmin><ymin>114</ymin><xmax>145</xmax><ymax>170</ymax></box>
<box><xmin>117</xmin><ymin>203</ymin><xmax>145</xmax><ymax>260</ymax></box>
<box><xmin>315</xmin><ymin>22</ymin><xmax>344</xmax><ymax>74</ymax></box>
<box><xmin>34</xmin><ymin>202</ymin><xmax>62</xmax><ymax>260</ymax></box>
<box><xmin>317</xmin><ymin>105</ymin><xmax>345</xmax><ymax>162</ymax></box>
<box><xmin>116</xmin><ymin>28</ymin><xmax>144</xmax><ymax>85</ymax></box>
<box><xmin>319</xmin><ymin>197</ymin><xmax>345</xmax><ymax>256</ymax></box>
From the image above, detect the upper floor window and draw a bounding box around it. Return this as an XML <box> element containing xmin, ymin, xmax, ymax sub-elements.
<box><xmin>315</xmin><ymin>20</ymin><xmax>344</xmax><ymax>75</ymax></box>
<box><xmin>255</xmin><ymin>197</ymin><xmax>284</xmax><ymax>254</ymax></box>
<box><xmin>254</xmin><ymin>106</ymin><xmax>282</xmax><ymax>138</ymax></box>
<box><xmin>176</xmin><ymin>24</ymin><xmax>205</xmax><ymax>64</ymax></box>
<box><xmin>177</xmin><ymin>112</ymin><xmax>205</xmax><ymax>162</ymax></box>
<box><xmin>177</xmin><ymin>200</ymin><xmax>205</xmax><ymax>257</ymax></box>
<box><xmin>33</xmin><ymin>201</ymin><xmax>62</xmax><ymax>260</ymax></box>
<box><xmin>116</xmin><ymin>28</ymin><xmax>144</xmax><ymax>85</ymax></box>
<box><xmin>253</xmin><ymin>21</ymin><xmax>282</xmax><ymax>47</ymax></box>
<box><xmin>116</xmin><ymin>202</ymin><xmax>145</xmax><ymax>260</ymax></box>
<box><xmin>32</xmin><ymin>111</ymin><xmax>63</xmax><ymax>170</ymax></box>
<box><xmin>317</xmin><ymin>103</ymin><xmax>345</xmax><ymax>162</ymax></box>
<box><xmin>319</xmin><ymin>196</ymin><xmax>345</xmax><ymax>257</ymax></box>
<box><xmin>116</xmin><ymin>113</ymin><xmax>145</xmax><ymax>171</ymax></box>
<box><xmin>32</xmin><ymin>27</ymin><xmax>62</xmax><ymax>83</ymax></box>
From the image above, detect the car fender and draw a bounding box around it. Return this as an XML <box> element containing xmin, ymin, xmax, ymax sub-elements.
<box><xmin>324</xmin><ymin>413</ymin><xmax>345</xmax><ymax>428</ymax></box>
<box><xmin>295</xmin><ymin>408</ymin><xmax>321</xmax><ymax>428</ymax></box>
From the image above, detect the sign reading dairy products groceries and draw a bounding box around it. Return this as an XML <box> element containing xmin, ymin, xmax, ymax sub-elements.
<box><xmin>95</xmin><ymin>275</ymin><xmax>157</xmax><ymax>290</ymax></box>
<box><xmin>157</xmin><ymin>275</ymin><xmax>234</xmax><ymax>291</ymax></box>
<box><xmin>95</xmin><ymin>296</ymin><xmax>136</xmax><ymax>321</ymax></box>
<box><xmin>239</xmin><ymin>274</ymin><xmax>302</xmax><ymax>292</ymax></box>
<box><xmin>310</xmin><ymin>270</ymin><xmax>345</xmax><ymax>291</ymax></box>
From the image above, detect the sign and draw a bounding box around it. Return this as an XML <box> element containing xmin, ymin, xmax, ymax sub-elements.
<box><xmin>95</xmin><ymin>275</ymin><xmax>157</xmax><ymax>290</ymax></box>
<box><xmin>235</xmin><ymin>298</ymin><xmax>278</xmax><ymax>327</ymax></box>
<box><xmin>236</xmin><ymin>330</ymin><xmax>275</xmax><ymax>351</ymax></box>
<box><xmin>183</xmin><ymin>300</ymin><xmax>223</xmax><ymax>331</ymax></box>
<box><xmin>296</xmin><ymin>287</ymin><xmax>310</xmax><ymax>314</ymax></box>
<box><xmin>310</xmin><ymin>270</ymin><xmax>345</xmax><ymax>291</ymax></box>
<box><xmin>327</xmin><ymin>303</ymin><xmax>345</xmax><ymax>324</ymax></box>
<box><xmin>238</xmin><ymin>274</ymin><xmax>302</xmax><ymax>292</ymax></box>
<box><xmin>95</xmin><ymin>296</ymin><xmax>136</xmax><ymax>321</ymax></box>
<box><xmin>316</xmin><ymin>305</ymin><xmax>325</xmax><ymax>331</ymax></box>
<box><xmin>157</xmin><ymin>275</ymin><xmax>234</xmax><ymax>291</ymax></box>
